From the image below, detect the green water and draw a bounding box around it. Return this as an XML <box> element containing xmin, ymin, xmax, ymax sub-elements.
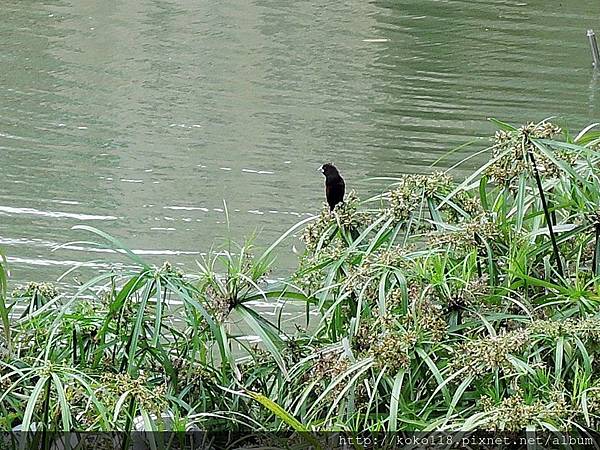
<box><xmin>1</xmin><ymin>0</ymin><xmax>599</xmax><ymax>288</ymax></box>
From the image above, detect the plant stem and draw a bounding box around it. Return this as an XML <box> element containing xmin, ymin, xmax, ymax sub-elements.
<box><xmin>594</xmin><ymin>224</ymin><xmax>600</xmax><ymax>277</ymax></box>
<box><xmin>527</xmin><ymin>149</ymin><xmax>564</xmax><ymax>278</ymax></box>
<box><xmin>474</xmin><ymin>233</ymin><xmax>483</xmax><ymax>278</ymax></box>
<box><xmin>72</xmin><ymin>328</ymin><xmax>77</xmax><ymax>366</ymax></box>
<box><xmin>121</xmin><ymin>397</ymin><xmax>136</xmax><ymax>450</ymax></box>
<box><xmin>42</xmin><ymin>377</ymin><xmax>52</xmax><ymax>450</ymax></box>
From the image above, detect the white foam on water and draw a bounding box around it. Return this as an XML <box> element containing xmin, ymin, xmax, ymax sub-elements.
<box><xmin>164</xmin><ymin>206</ymin><xmax>209</xmax><ymax>212</ymax></box>
<box><xmin>0</xmin><ymin>205</ymin><xmax>118</xmax><ymax>221</ymax></box>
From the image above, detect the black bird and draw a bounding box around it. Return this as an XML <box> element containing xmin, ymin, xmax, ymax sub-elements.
<box><xmin>319</xmin><ymin>163</ymin><xmax>345</xmax><ymax>212</ymax></box>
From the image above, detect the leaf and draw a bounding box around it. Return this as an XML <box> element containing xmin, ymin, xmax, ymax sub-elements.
<box><xmin>0</xmin><ymin>250</ymin><xmax>11</xmax><ymax>354</ymax></box>
<box><xmin>236</xmin><ymin>306</ymin><xmax>287</xmax><ymax>377</ymax></box>
<box><xmin>22</xmin><ymin>375</ymin><xmax>49</xmax><ymax>431</ymax></box>
<box><xmin>416</xmin><ymin>348</ymin><xmax>450</xmax><ymax>404</ymax></box>
<box><xmin>126</xmin><ymin>279</ymin><xmax>154</xmax><ymax>373</ymax></box>
<box><xmin>258</xmin><ymin>215</ymin><xmax>317</xmax><ymax>264</ymax></box>
<box><xmin>388</xmin><ymin>371</ymin><xmax>405</xmax><ymax>431</ymax></box>
<box><xmin>72</xmin><ymin>225</ymin><xmax>149</xmax><ymax>268</ymax></box>
<box><xmin>247</xmin><ymin>392</ymin><xmax>323</xmax><ymax>450</ymax></box>
<box><xmin>489</xmin><ymin>117</ymin><xmax>517</xmax><ymax>131</ymax></box>
<box><xmin>554</xmin><ymin>337</ymin><xmax>564</xmax><ymax>380</ymax></box>
<box><xmin>515</xmin><ymin>173</ymin><xmax>527</xmax><ymax>230</ymax></box>
<box><xmin>438</xmin><ymin>147</ymin><xmax>510</xmax><ymax>209</ymax></box>
<box><xmin>574</xmin><ymin>123</ymin><xmax>599</xmax><ymax>143</ymax></box>
<box><xmin>51</xmin><ymin>373</ymin><xmax>72</xmax><ymax>431</ymax></box>
<box><xmin>445</xmin><ymin>374</ymin><xmax>474</xmax><ymax>422</ymax></box>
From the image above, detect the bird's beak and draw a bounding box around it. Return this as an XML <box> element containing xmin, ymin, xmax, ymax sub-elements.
<box><xmin>317</xmin><ymin>165</ymin><xmax>323</xmax><ymax>173</ymax></box>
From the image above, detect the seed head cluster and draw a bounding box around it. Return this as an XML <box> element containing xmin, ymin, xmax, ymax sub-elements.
<box><xmin>370</xmin><ymin>331</ymin><xmax>416</xmax><ymax>373</ymax></box>
<box><xmin>332</xmin><ymin>191</ymin><xmax>370</xmax><ymax>230</ymax></box>
<box><xmin>301</xmin><ymin>209</ymin><xmax>335</xmax><ymax>252</ymax></box>
<box><xmin>410</xmin><ymin>297</ymin><xmax>447</xmax><ymax>342</ymax></box>
<box><xmin>205</xmin><ymin>284</ymin><xmax>231</xmax><ymax>323</ymax></box>
<box><xmin>528</xmin><ymin>317</ymin><xmax>600</xmax><ymax>341</ymax></box>
<box><xmin>479</xmin><ymin>390</ymin><xmax>569</xmax><ymax>431</ymax></box>
<box><xmin>158</xmin><ymin>261</ymin><xmax>184</xmax><ymax>278</ymax></box>
<box><xmin>13</xmin><ymin>282</ymin><xmax>59</xmax><ymax>301</ymax></box>
<box><xmin>429</xmin><ymin>213</ymin><xmax>500</xmax><ymax>253</ymax></box>
<box><xmin>444</xmin><ymin>275</ymin><xmax>490</xmax><ymax>313</ymax></box>
<box><xmin>301</xmin><ymin>191</ymin><xmax>367</xmax><ymax>252</ymax></box>
<box><xmin>98</xmin><ymin>373</ymin><xmax>167</xmax><ymax>417</ymax></box>
<box><xmin>387</xmin><ymin>172</ymin><xmax>453</xmax><ymax>224</ymax></box>
<box><xmin>352</xmin><ymin>294</ymin><xmax>446</xmax><ymax>375</ymax></box>
<box><xmin>342</xmin><ymin>247</ymin><xmax>410</xmax><ymax>302</ymax></box>
<box><xmin>293</xmin><ymin>259</ymin><xmax>326</xmax><ymax>294</ymax></box>
<box><xmin>485</xmin><ymin>121</ymin><xmax>571</xmax><ymax>187</ymax></box>
<box><xmin>583</xmin><ymin>382</ymin><xmax>600</xmax><ymax>422</ymax></box>
<box><xmin>308</xmin><ymin>350</ymin><xmax>350</xmax><ymax>398</ymax></box>
<box><xmin>451</xmin><ymin>329</ymin><xmax>530</xmax><ymax>377</ymax></box>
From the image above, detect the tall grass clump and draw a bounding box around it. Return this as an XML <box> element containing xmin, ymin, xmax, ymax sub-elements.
<box><xmin>2</xmin><ymin>119</ymin><xmax>600</xmax><ymax>446</ymax></box>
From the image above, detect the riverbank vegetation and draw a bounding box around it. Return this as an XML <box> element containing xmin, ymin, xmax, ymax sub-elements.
<box><xmin>2</xmin><ymin>120</ymin><xmax>600</xmax><ymax>444</ymax></box>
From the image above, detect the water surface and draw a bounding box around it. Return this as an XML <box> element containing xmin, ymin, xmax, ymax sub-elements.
<box><xmin>1</xmin><ymin>0</ymin><xmax>599</xmax><ymax>286</ymax></box>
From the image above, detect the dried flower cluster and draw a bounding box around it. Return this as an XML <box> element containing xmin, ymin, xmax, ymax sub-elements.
<box><xmin>582</xmin><ymin>382</ymin><xmax>600</xmax><ymax>422</ymax></box>
<box><xmin>387</xmin><ymin>288</ymin><xmax>405</xmax><ymax>311</ymax></box>
<box><xmin>300</xmin><ymin>209</ymin><xmax>334</xmax><ymax>252</ymax></box>
<box><xmin>310</xmin><ymin>350</ymin><xmax>346</xmax><ymax>379</ymax></box>
<box><xmin>453</xmin><ymin>192</ymin><xmax>484</xmax><ymax>217</ymax></box>
<box><xmin>352</xmin><ymin>296</ymin><xmax>446</xmax><ymax>374</ymax></box>
<box><xmin>293</xmin><ymin>260</ymin><xmax>326</xmax><ymax>294</ymax></box>
<box><xmin>585</xmin><ymin>210</ymin><xmax>600</xmax><ymax>227</ymax></box>
<box><xmin>332</xmin><ymin>191</ymin><xmax>370</xmax><ymax>230</ymax></box>
<box><xmin>353</xmin><ymin>318</ymin><xmax>411</xmax><ymax>369</ymax></box>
